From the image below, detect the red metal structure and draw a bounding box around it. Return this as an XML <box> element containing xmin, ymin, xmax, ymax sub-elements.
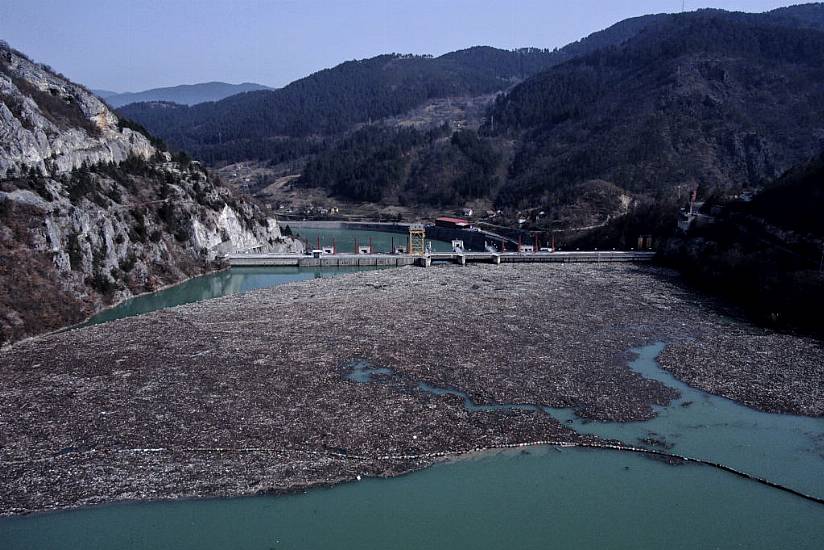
<box><xmin>434</xmin><ymin>217</ymin><xmax>471</xmax><ymax>229</ymax></box>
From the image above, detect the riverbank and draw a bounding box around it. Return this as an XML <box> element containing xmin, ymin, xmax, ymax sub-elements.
<box><xmin>1</xmin><ymin>264</ymin><xmax>821</xmax><ymax>515</ymax></box>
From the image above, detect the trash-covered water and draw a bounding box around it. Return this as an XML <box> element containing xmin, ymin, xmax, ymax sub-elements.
<box><xmin>1</xmin><ymin>444</ymin><xmax>822</xmax><ymax>550</ymax></box>
<box><xmin>11</xmin><ymin>269</ymin><xmax>823</xmax><ymax>549</ymax></box>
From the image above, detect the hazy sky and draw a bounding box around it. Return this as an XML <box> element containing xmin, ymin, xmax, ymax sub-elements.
<box><xmin>0</xmin><ymin>0</ymin><xmax>805</xmax><ymax>92</ymax></box>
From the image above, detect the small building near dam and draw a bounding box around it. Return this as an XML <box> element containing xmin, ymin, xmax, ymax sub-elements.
<box><xmin>435</xmin><ymin>217</ymin><xmax>471</xmax><ymax>230</ymax></box>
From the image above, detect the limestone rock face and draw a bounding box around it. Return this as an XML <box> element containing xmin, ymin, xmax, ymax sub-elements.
<box><xmin>0</xmin><ymin>43</ymin><xmax>154</xmax><ymax>175</ymax></box>
<box><xmin>0</xmin><ymin>42</ymin><xmax>302</xmax><ymax>345</ymax></box>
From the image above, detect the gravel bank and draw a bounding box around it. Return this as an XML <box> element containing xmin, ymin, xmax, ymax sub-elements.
<box><xmin>1</xmin><ymin>263</ymin><xmax>821</xmax><ymax>515</ymax></box>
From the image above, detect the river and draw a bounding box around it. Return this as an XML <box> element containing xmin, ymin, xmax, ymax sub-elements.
<box><xmin>1</xmin><ymin>445</ymin><xmax>822</xmax><ymax>549</ymax></box>
<box><xmin>85</xmin><ymin>227</ymin><xmax>454</xmax><ymax>326</ymax></box>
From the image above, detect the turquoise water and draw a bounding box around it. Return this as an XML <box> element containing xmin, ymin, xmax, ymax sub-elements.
<box><xmin>288</xmin><ymin>227</ymin><xmax>455</xmax><ymax>253</ymax></box>
<box><xmin>1</xmin><ymin>446</ymin><xmax>822</xmax><ymax>550</ymax></box>
<box><xmin>8</xmin><ymin>248</ymin><xmax>823</xmax><ymax>546</ymax></box>
<box><xmin>3</xmin><ymin>346</ymin><xmax>817</xmax><ymax>549</ymax></box>
<box><xmin>546</xmin><ymin>344</ymin><xmax>824</xmax><ymax>498</ymax></box>
<box><xmin>346</xmin><ymin>345</ymin><xmax>824</xmax><ymax>499</ymax></box>
<box><xmin>86</xmin><ymin>226</ymin><xmax>455</xmax><ymax>327</ymax></box>
<box><xmin>86</xmin><ymin>266</ymin><xmax>386</xmax><ymax>325</ymax></box>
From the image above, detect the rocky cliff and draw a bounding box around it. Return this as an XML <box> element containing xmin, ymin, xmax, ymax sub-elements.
<box><xmin>0</xmin><ymin>42</ymin><xmax>302</xmax><ymax>346</ymax></box>
<box><xmin>0</xmin><ymin>43</ymin><xmax>156</xmax><ymax>174</ymax></box>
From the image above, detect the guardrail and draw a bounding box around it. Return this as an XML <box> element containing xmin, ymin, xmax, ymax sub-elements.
<box><xmin>226</xmin><ymin>251</ymin><xmax>656</xmax><ymax>268</ymax></box>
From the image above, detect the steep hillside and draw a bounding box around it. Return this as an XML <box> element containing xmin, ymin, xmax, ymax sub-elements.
<box><xmin>100</xmin><ymin>81</ymin><xmax>272</xmax><ymax>108</ymax></box>
<box><xmin>120</xmin><ymin>25</ymin><xmax>681</xmax><ymax>167</ymax></box>
<box><xmin>0</xmin><ymin>43</ymin><xmax>301</xmax><ymax>346</ymax></box>
<box><xmin>228</xmin><ymin>5</ymin><xmax>824</xmax><ymax>224</ymax></box>
<box><xmin>118</xmin><ymin>49</ymin><xmax>559</xmax><ymax>158</ymax></box>
<box><xmin>119</xmin><ymin>5</ymin><xmax>824</xmax><ymax>228</ymax></box>
<box><xmin>488</xmin><ymin>7</ymin><xmax>824</xmax><ymax>215</ymax></box>
<box><xmin>660</xmin><ymin>151</ymin><xmax>824</xmax><ymax>336</ymax></box>
<box><xmin>297</xmin><ymin>124</ymin><xmax>507</xmax><ymax>208</ymax></box>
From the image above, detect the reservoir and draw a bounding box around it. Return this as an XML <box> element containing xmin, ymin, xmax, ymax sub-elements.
<box><xmin>285</xmin><ymin>226</ymin><xmax>455</xmax><ymax>253</ymax></box>
<box><xmin>14</xmin><ymin>243</ymin><xmax>823</xmax><ymax>548</ymax></box>
<box><xmin>2</xmin><ymin>344</ymin><xmax>822</xmax><ymax>548</ymax></box>
<box><xmin>1</xmin><ymin>446</ymin><xmax>822</xmax><ymax>550</ymax></box>
<box><xmin>85</xmin><ymin>227</ymin><xmax>454</xmax><ymax>326</ymax></box>
<box><xmin>85</xmin><ymin>265</ymin><xmax>388</xmax><ymax>325</ymax></box>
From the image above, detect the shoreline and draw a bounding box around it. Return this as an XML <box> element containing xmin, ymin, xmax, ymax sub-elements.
<box><xmin>0</xmin><ymin>263</ymin><xmax>231</xmax><ymax>352</ymax></box>
<box><xmin>5</xmin><ymin>437</ymin><xmax>822</xmax><ymax>519</ymax></box>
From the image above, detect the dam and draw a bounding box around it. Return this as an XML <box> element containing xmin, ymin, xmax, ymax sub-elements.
<box><xmin>226</xmin><ymin>250</ymin><xmax>657</xmax><ymax>267</ymax></box>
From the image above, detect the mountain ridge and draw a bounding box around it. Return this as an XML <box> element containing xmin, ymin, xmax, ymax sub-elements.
<box><xmin>118</xmin><ymin>15</ymin><xmax>683</xmax><ymax>165</ymax></box>
<box><xmin>98</xmin><ymin>81</ymin><xmax>272</xmax><ymax>108</ymax></box>
<box><xmin>486</xmin><ymin>7</ymin><xmax>824</xmax><ymax>215</ymax></box>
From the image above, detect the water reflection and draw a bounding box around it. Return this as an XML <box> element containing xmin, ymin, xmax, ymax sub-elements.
<box><xmin>86</xmin><ymin>266</ymin><xmax>387</xmax><ymax>326</ymax></box>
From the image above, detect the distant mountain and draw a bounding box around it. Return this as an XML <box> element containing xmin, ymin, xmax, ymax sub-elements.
<box><xmin>293</xmin><ymin>5</ymin><xmax>824</xmax><ymax>216</ymax></box>
<box><xmin>119</xmin><ymin>3</ymin><xmax>824</xmax><ymax>226</ymax></box>
<box><xmin>91</xmin><ymin>88</ymin><xmax>118</xmax><ymax>99</ymax></box>
<box><xmin>119</xmin><ymin>21</ymin><xmax>681</xmax><ymax>165</ymax></box>
<box><xmin>118</xmin><ymin>49</ymin><xmax>562</xmax><ymax>160</ymax></box>
<box><xmin>101</xmin><ymin>81</ymin><xmax>272</xmax><ymax>108</ymax></box>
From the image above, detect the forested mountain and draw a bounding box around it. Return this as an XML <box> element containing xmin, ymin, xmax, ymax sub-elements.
<box><xmin>297</xmin><ymin>124</ymin><xmax>504</xmax><ymax>206</ymax></box>
<box><xmin>99</xmin><ymin>81</ymin><xmax>272</xmax><ymax>108</ymax></box>
<box><xmin>120</xmin><ymin>4</ymin><xmax>824</xmax><ymax>228</ymax></box>
<box><xmin>118</xmin><ymin>12</ymin><xmax>681</xmax><ymax>166</ymax></box>
<box><xmin>485</xmin><ymin>6</ymin><xmax>824</xmax><ymax>214</ymax></box>
<box><xmin>661</xmin><ymin>151</ymin><xmax>824</xmax><ymax>336</ymax></box>
<box><xmin>0</xmin><ymin>42</ymin><xmax>299</xmax><ymax>345</ymax></box>
<box><xmin>118</xmin><ymin>49</ymin><xmax>560</xmax><ymax>159</ymax></box>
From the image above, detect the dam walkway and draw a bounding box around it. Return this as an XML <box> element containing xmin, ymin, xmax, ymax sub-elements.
<box><xmin>226</xmin><ymin>251</ymin><xmax>657</xmax><ymax>268</ymax></box>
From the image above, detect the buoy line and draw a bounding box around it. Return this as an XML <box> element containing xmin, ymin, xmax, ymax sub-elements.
<box><xmin>5</xmin><ymin>439</ymin><xmax>822</xmax><ymax>506</ymax></box>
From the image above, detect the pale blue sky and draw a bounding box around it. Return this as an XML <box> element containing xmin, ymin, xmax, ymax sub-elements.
<box><xmin>0</xmin><ymin>0</ymin><xmax>805</xmax><ymax>92</ymax></box>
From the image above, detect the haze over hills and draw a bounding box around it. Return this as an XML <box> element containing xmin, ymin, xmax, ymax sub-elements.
<box><xmin>91</xmin><ymin>88</ymin><xmax>118</xmax><ymax>99</ymax></box>
<box><xmin>97</xmin><ymin>81</ymin><xmax>272</xmax><ymax>108</ymax></box>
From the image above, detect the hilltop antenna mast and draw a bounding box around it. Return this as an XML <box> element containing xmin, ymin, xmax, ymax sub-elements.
<box><xmin>682</xmin><ymin>0</ymin><xmax>686</xmax><ymax>12</ymax></box>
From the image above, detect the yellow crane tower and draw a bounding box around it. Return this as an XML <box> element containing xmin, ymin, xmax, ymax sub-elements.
<box><xmin>408</xmin><ymin>224</ymin><xmax>426</xmax><ymax>256</ymax></box>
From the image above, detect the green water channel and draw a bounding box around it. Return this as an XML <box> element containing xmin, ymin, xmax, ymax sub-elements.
<box><xmin>84</xmin><ymin>227</ymin><xmax>455</xmax><ymax>326</ymax></box>
<box><xmin>85</xmin><ymin>266</ymin><xmax>388</xmax><ymax>325</ymax></box>
<box><xmin>545</xmin><ymin>344</ymin><xmax>824</xmax><ymax>498</ymax></box>
<box><xmin>347</xmin><ymin>345</ymin><xmax>824</xmax><ymax>498</ymax></box>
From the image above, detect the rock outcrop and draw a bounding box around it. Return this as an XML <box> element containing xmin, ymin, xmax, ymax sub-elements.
<box><xmin>0</xmin><ymin>43</ymin><xmax>154</xmax><ymax>175</ymax></box>
<box><xmin>0</xmin><ymin>42</ymin><xmax>302</xmax><ymax>345</ymax></box>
